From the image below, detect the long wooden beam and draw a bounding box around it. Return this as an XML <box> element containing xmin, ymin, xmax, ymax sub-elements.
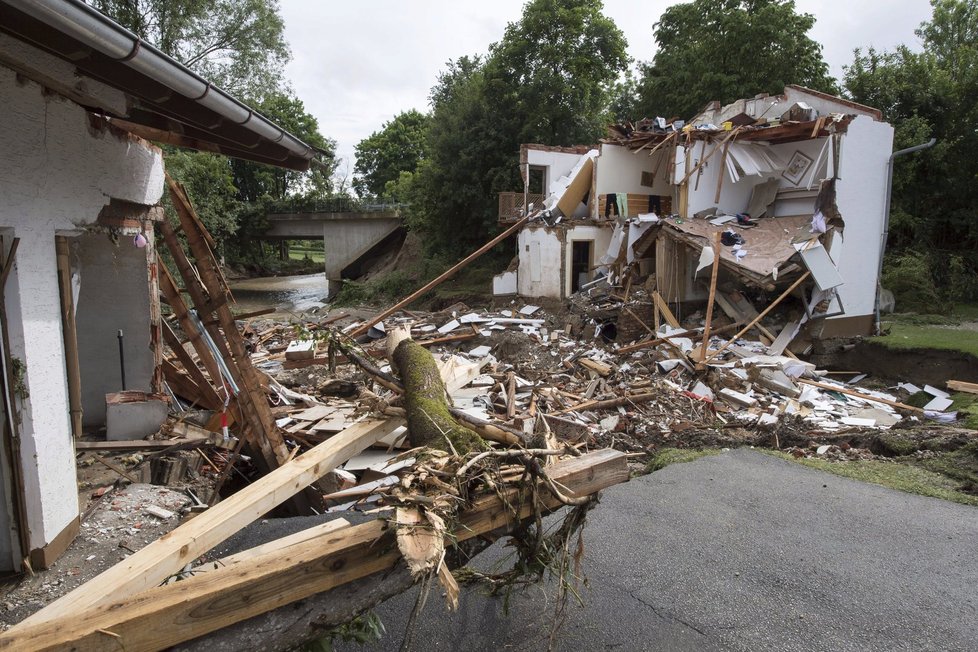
<box><xmin>16</xmin><ymin>417</ymin><xmax>404</xmax><ymax>627</ymax></box>
<box><xmin>2</xmin><ymin>450</ymin><xmax>627</xmax><ymax>651</ymax></box>
<box><xmin>350</xmin><ymin>215</ymin><xmax>530</xmax><ymax>338</ymax></box>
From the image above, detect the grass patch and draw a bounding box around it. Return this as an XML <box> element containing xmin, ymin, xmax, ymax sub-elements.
<box><xmin>289</xmin><ymin>247</ymin><xmax>324</xmax><ymax>263</ymax></box>
<box><xmin>769</xmin><ymin>451</ymin><xmax>978</xmax><ymax>507</ymax></box>
<box><xmin>952</xmin><ymin>303</ymin><xmax>978</xmax><ymax>320</ymax></box>
<box><xmin>645</xmin><ymin>448</ymin><xmax>721</xmax><ymax>473</ymax></box>
<box><xmin>950</xmin><ymin>393</ymin><xmax>978</xmax><ymax>430</ymax></box>
<box><xmin>870</xmin><ymin>321</ymin><xmax>978</xmax><ymax>358</ymax></box>
<box><xmin>913</xmin><ymin>441</ymin><xmax>978</xmax><ymax>492</ymax></box>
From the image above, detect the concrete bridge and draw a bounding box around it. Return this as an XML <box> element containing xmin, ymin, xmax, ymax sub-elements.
<box><xmin>264</xmin><ymin>209</ymin><xmax>404</xmax><ymax>290</ymax></box>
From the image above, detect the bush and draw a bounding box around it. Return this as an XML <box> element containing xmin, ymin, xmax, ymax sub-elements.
<box><xmin>946</xmin><ymin>254</ymin><xmax>978</xmax><ymax>304</ymax></box>
<box><xmin>881</xmin><ymin>250</ymin><xmax>948</xmax><ymax>314</ymax></box>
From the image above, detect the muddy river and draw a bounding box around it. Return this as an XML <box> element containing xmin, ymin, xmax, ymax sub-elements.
<box><xmin>226</xmin><ymin>273</ymin><xmax>332</xmax><ymax>317</ymax></box>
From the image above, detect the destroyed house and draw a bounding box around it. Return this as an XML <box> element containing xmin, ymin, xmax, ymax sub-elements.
<box><xmin>494</xmin><ymin>86</ymin><xmax>893</xmax><ymax>344</ymax></box>
<box><xmin>0</xmin><ymin>0</ymin><xmax>319</xmax><ymax>572</ymax></box>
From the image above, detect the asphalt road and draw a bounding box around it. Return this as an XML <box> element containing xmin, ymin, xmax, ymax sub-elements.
<box><xmin>339</xmin><ymin>448</ymin><xmax>978</xmax><ymax>652</ymax></box>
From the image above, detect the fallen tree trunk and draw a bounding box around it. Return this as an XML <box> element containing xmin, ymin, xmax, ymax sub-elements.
<box><xmin>387</xmin><ymin>326</ymin><xmax>485</xmax><ymax>453</ymax></box>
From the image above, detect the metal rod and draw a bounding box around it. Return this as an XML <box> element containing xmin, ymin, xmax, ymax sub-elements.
<box><xmin>875</xmin><ymin>137</ymin><xmax>936</xmax><ymax>334</ymax></box>
<box><xmin>117</xmin><ymin>329</ymin><xmax>126</xmax><ymax>390</ymax></box>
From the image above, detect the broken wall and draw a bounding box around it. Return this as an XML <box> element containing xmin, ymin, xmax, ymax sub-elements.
<box><xmin>594</xmin><ymin>143</ymin><xmax>672</xmax><ymax>218</ymax></box>
<box><xmin>565</xmin><ymin>224</ymin><xmax>615</xmax><ymax>297</ymax></box>
<box><xmin>0</xmin><ymin>66</ymin><xmax>164</xmax><ymax>565</ymax></box>
<box><xmin>516</xmin><ymin>224</ymin><xmax>615</xmax><ymax>299</ymax></box>
<box><xmin>691</xmin><ymin>85</ymin><xmax>881</xmax><ymax>128</ymax></box>
<box><xmin>823</xmin><ymin>115</ymin><xmax>894</xmax><ymax>333</ymax></box>
<box><xmin>75</xmin><ymin>231</ymin><xmax>156</xmax><ymax>426</ymax></box>
<box><xmin>525</xmin><ymin>147</ymin><xmax>588</xmax><ymax>197</ymax></box>
<box><xmin>683</xmin><ymin>137</ymin><xmax>829</xmax><ymax>218</ymax></box>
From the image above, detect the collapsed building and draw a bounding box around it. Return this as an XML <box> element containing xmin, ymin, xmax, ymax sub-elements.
<box><xmin>494</xmin><ymin>86</ymin><xmax>894</xmax><ymax>348</ymax></box>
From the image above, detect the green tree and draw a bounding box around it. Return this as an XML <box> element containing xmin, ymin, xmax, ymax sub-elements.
<box><xmin>844</xmin><ymin>0</ymin><xmax>978</xmax><ymax>301</ymax></box>
<box><xmin>231</xmin><ymin>91</ymin><xmax>338</xmax><ymax>204</ymax></box>
<box><xmin>164</xmin><ymin>149</ymin><xmax>241</xmax><ymax>252</ymax></box>
<box><xmin>413</xmin><ymin>0</ymin><xmax>628</xmax><ymax>254</ymax></box>
<box><xmin>353</xmin><ymin>110</ymin><xmax>430</xmax><ymax>199</ymax></box>
<box><xmin>635</xmin><ymin>0</ymin><xmax>835</xmax><ymax>120</ymax></box>
<box><xmin>485</xmin><ymin>0</ymin><xmax>629</xmax><ymax>145</ymax></box>
<box><xmin>87</xmin><ymin>0</ymin><xmax>290</xmax><ymax>99</ymax></box>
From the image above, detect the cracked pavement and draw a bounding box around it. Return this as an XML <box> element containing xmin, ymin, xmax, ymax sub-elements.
<box><xmin>340</xmin><ymin>448</ymin><xmax>978</xmax><ymax>651</ymax></box>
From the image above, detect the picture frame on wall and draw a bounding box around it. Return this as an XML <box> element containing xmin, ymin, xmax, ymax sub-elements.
<box><xmin>782</xmin><ymin>150</ymin><xmax>814</xmax><ymax>186</ymax></box>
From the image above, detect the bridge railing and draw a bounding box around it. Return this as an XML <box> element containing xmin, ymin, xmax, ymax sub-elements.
<box><xmin>266</xmin><ymin>197</ymin><xmax>407</xmax><ymax>214</ymax></box>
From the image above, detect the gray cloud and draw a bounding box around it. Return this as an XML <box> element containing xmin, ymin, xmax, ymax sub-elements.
<box><xmin>280</xmin><ymin>0</ymin><xmax>932</xmax><ymax>167</ymax></box>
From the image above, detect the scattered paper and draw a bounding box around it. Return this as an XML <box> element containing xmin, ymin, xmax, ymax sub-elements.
<box><xmin>696</xmin><ymin>245</ymin><xmax>715</xmax><ymax>275</ymax></box>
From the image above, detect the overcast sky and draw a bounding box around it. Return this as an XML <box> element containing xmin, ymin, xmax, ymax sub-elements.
<box><xmin>279</xmin><ymin>0</ymin><xmax>932</xmax><ymax>172</ymax></box>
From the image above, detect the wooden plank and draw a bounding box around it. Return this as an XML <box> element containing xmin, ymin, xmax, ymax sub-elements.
<box><xmin>4</xmin><ymin>450</ymin><xmax>626</xmax><ymax>651</ymax></box>
<box><xmin>652</xmin><ymin>290</ymin><xmax>681</xmax><ymax>328</ymax></box>
<box><xmin>75</xmin><ymin>438</ymin><xmax>212</xmax><ymax>452</ymax></box>
<box><xmin>617</xmin><ymin>322</ymin><xmax>739</xmax><ymax>354</ymax></box>
<box><xmin>16</xmin><ymin>417</ymin><xmax>405</xmax><ymax>627</ymax></box>
<box><xmin>55</xmin><ymin>236</ymin><xmax>82</xmax><ymax>438</ymax></box>
<box><xmin>158</xmin><ymin>266</ymin><xmax>226</xmax><ymax>409</ymax></box>
<box><xmin>90</xmin><ymin>454</ymin><xmax>138</xmax><ymax>484</ymax></box>
<box><xmin>947</xmin><ymin>380</ymin><xmax>978</xmax><ymax>395</ymax></box>
<box><xmin>699</xmin><ymin>231</ymin><xmax>723</xmax><ymax>363</ymax></box>
<box><xmin>191</xmin><ymin>518</ymin><xmax>351</xmax><ymax>572</ymax></box>
<box><xmin>160</xmin><ymin>319</ymin><xmax>223</xmax><ymax>411</ymax></box>
<box><xmin>162</xmin><ymin>179</ymin><xmax>287</xmax><ymax>470</ymax></box>
<box><xmin>703</xmin><ymin>272</ymin><xmax>811</xmax><ymax>363</ymax></box>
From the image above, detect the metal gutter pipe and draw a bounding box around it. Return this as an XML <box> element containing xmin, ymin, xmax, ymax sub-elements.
<box><xmin>874</xmin><ymin>137</ymin><xmax>936</xmax><ymax>334</ymax></box>
<box><xmin>3</xmin><ymin>0</ymin><xmax>317</xmax><ymax>161</ymax></box>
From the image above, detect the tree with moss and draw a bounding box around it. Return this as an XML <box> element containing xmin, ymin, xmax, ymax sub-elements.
<box><xmin>634</xmin><ymin>0</ymin><xmax>835</xmax><ymax>120</ymax></box>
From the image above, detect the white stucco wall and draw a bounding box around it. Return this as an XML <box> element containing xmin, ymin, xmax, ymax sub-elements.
<box><xmin>516</xmin><ymin>224</ymin><xmax>616</xmax><ymax>299</ymax></box>
<box><xmin>75</xmin><ymin>232</ymin><xmax>156</xmax><ymax>426</ymax></box>
<box><xmin>0</xmin><ymin>67</ymin><xmax>164</xmax><ymax>551</ymax></box>
<box><xmin>517</xmin><ymin>226</ymin><xmax>563</xmax><ymax>298</ymax></box>
<box><xmin>829</xmin><ymin>115</ymin><xmax>894</xmax><ymax>320</ymax></box>
<box><xmin>595</xmin><ymin>143</ymin><xmax>671</xmax><ymax>199</ymax></box>
<box><xmin>564</xmin><ymin>225</ymin><xmax>615</xmax><ymax>298</ymax></box>
<box><xmin>525</xmin><ymin>148</ymin><xmax>586</xmax><ymax>196</ymax></box>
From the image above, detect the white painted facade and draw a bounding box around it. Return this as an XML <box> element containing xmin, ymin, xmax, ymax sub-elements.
<box><xmin>828</xmin><ymin>116</ymin><xmax>894</xmax><ymax>319</ymax></box>
<box><xmin>525</xmin><ymin>148</ymin><xmax>585</xmax><ymax>197</ymax></box>
<box><xmin>515</xmin><ymin>223</ymin><xmax>614</xmax><ymax>299</ymax></box>
<box><xmin>0</xmin><ymin>65</ymin><xmax>164</xmax><ymax>568</ymax></box>
<box><xmin>517</xmin><ymin>226</ymin><xmax>564</xmax><ymax>298</ymax></box>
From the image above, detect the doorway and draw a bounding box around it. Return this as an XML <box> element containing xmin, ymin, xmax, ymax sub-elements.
<box><xmin>571</xmin><ymin>240</ymin><xmax>593</xmax><ymax>293</ymax></box>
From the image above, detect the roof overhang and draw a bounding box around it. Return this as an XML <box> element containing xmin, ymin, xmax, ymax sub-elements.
<box><xmin>0</xmin><ymin>0</ymin><xmax>319</xmax><ymax>171</ymax></box>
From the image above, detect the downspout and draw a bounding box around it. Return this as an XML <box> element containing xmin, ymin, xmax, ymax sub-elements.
<box><xmin>874</xmin><ymin>137</ymin><xmax>936</xmax><ymax>335</ymax></box>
